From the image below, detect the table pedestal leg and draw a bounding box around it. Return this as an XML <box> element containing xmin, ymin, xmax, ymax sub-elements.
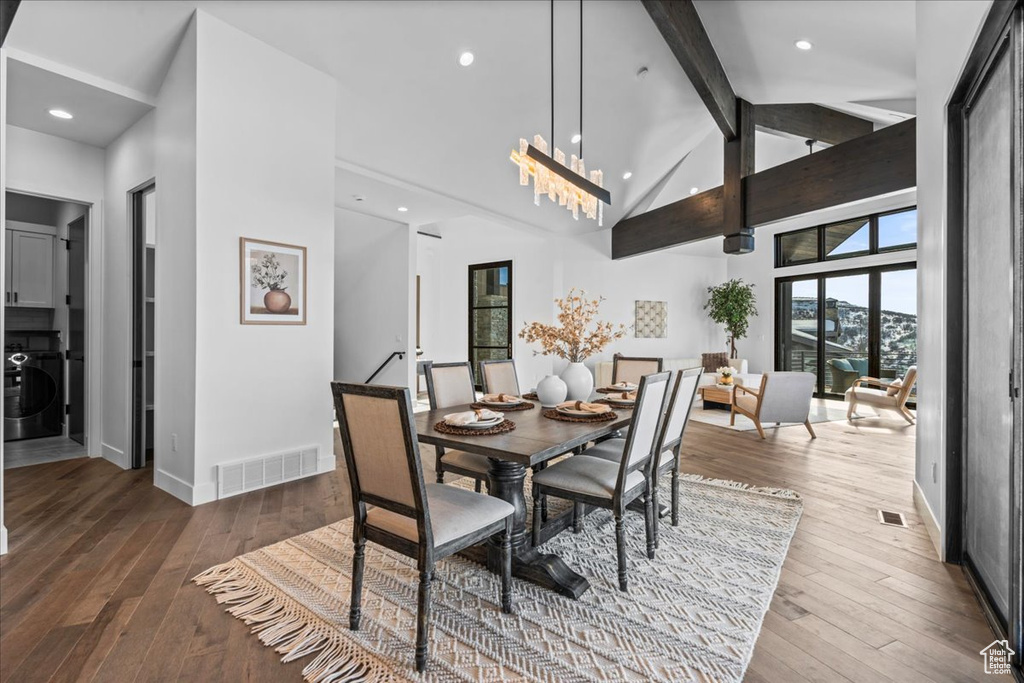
<box><xmin>459</xmin><ymin>459</ymin><xmax>590</xmax><ymax>599</ymax></box>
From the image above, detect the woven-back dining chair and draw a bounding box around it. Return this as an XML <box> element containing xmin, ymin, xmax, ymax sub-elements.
<box><xmin>332</xmin><ymin>382</ymin><xmax>514</xmax><ymax>673</ymax></box>
<box><xmin>423</xmin><ymin>361</ymin><xmax>491</xmax><ymax>491</ymax></box>
<box><xmin>479</xmin><ymin>359</ymin><xmax>521</xmax><ymax>396</ymax></box>
<box><xmin>612</xmin><ymin>354</ymin><xmax>664</xmax><ymax>386</ymax></box>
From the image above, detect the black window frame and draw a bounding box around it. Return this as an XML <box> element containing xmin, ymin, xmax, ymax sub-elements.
<box><xmin>467</xmin><ymin>260</ymin><xmax>513</xmax><ymax>390</ymax></box>
<box><xmin>775</xmin><ymin>206</ymin><xmax>917</xmax><ymax>268</ymax></box>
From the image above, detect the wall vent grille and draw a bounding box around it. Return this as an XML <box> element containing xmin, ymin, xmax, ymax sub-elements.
<box><xmin>218</xmin><ymin>446</ymin><xmax>321</xmax><ymax>498</ymax></box>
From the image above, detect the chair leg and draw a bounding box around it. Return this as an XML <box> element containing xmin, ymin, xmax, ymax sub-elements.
<box><xmin>645</xmin><ymin>479</ymin><xmax>656</xmax><ymax>559</ymax></box>
<box><xmin>615</xmin><ymin>513</ymin><xmax>627</xmax><ymax>592</ymax></box>
<box><xmin>729</xmin><ymin>409</ymin><xmax>736</xmax><ymax>426</ymax></box>
<box><xmin>805</xmin><ymin>419</ymin><xmax>817</xmax><ymax>439</ymax></box>
<box><xmin>573</xmin><ymin>502</ymin><xmax>584</xmax><ymax>534</ymax></box>
<box><xmin>846</xmin><ymin>400</ymin><xmax>856</xmax><ymax>420</ymax></box>
<box><xmin>900</xmin><ymin>407</ymin><xmax>915</xmax><ymax>424</ymax></box>
<box><xmin>532</xmin><ymin>485</ymin><xmax>543</xmax><ymax>547</ymax></box>
<box><xmin>415</xmin><ymin>568</ymin><xmax>432</xmax><ymax>673</ymax></box>
<box><xmin>501</xmin><ymin>518</ymin><xmax>513</xmax><ymax>614</ymax></box>
<box><xmin>671</xmin><ymin>466</ymin><xmax>680</xmax><ymax>527</ymax></box>
<box><xmin>754</xmin><ymin>418</ymin><xmax>766</xmax><ymax>440</ymax></box>
<box><xmin>474</xmin><ymin>478</ymin><xmax>482</xmax><ymax>493</ymax></box>
<box><xmin>349</xmin><ymin>535</ymin><xmax>365</xmax><ymax>630</ymax></box>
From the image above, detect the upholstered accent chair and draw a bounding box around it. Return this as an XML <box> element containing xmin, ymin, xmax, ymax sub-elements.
<box><xmin>331</xmin><ymin>382</ymin><xmax>514</xmax><ymax>673</ymax></box>
<box><xmin>479</xmin><ymin>359</ymin><xmax>521</xmax><ymax>396</ymax></box>
<box><xmin>731</xmin><ymin>372</ymin><xmax>817</xmax><ymax>439</ymax></box>
<box><xmin>583</xmin><ymin>367</ymin><xmax>703</xmax><ymax>546</ymax></box>
<box><xmin>845</xmin><ymin>365</ymin><xmax>917</xmax><ymax>424</ymax></box>
<box><xmin>423</xmin><ymin>362</ymin><xmax>491</xmax><ymax>491</ymax></box>
<box><xmin>531</xmin><ymin>371</ymin><xmax>672</xmax><ymax>592</ymax></box>
<box><xmin>612</xmin><ymin>354</ymin><xmax>664</xmax><ymax>385</ymax></box>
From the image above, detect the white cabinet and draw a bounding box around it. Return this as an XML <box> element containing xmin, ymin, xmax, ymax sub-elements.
<box><xmin>6</xmin><ymin>229</ymin><xmax>55</xmax><ymax>308</ymax></box>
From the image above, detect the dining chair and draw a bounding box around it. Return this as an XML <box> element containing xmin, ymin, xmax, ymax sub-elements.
<box><xmin>531</xmin><ymin>371</ymin><xmax>672</xmax><ymax>592</ymax></box>
<box><xmin>611</xmin><ymin>354</ymin><xmax>664</xmax><ymax>386</ymax></box>
<box><xmin>332</xmin><ymin>382</ymin><xmax>514</xmax><ymax>673</ymax></box>
<box><xmin>584</xmin><ymin>367</ymin><xmax>702</xmax><ymax>546</ymax></box>
<box><xmin>731</xmin><ymin>371</ymin><xmax>817</xmax><ymax>439</ymax></box>
<box><xmin>479</xmin><ymin>358</ymin><xmax>521</xmax><ymax>396</ymax></box>
<box><xmin>424</xmin><ymin>361</ymin><xmax>491</xmax><ymax>491</ymax></box>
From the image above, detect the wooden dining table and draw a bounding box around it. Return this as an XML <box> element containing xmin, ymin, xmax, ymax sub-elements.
<box><xmin>414</xmin><ymin>399</ymin><xmax>632</xmax><ymax>599</ymax></box>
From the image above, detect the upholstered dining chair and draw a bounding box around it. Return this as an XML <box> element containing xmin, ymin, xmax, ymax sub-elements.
<box><xmin>531</xmin><ymin>371</ymin><xmax>672</xmax><ymax>592</ymax></box>
<box><xmin>612</xmin><ymin>354</ymin><xmax>664</xmax><ymax>386</ymax></box>
<box><xmin>331</xmin><ymin>382</ymin><xmax>514</xmax><ymax>673</ymax></box>
<box><xmin>479</xmin><ymin>359</ymin><xmax>521</xmax><ymax>396</ymax></box>
<box><xmin>845</xmin><ymin>365</ymin><xmax>917</xmax><ymax>424</ymax></box>
<box><xmin>423</xmin><ymin>361</ymin><xmax>491</xmax><ymax>492</ymax></box>
<box><xmin>731</xmin><ymin>371</ymin><xmax>817</xmax><ymax>439</ymax></box>
<box><xmin>583</xmin><ymin>367</ymin><xmax>703</xmax><ymax>546</ymax></box>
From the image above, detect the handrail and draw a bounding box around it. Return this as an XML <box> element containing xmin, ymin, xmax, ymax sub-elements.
<box><xmin>365</xmin><ymin>351</ymin><xmax>405</xmax><ymax>384</ymax></box>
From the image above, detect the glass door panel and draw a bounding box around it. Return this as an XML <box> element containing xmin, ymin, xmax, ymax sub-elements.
<box><xmin>880</xmin><ymin>269</ymin><xmax>918</xmax><ymax>400</ymax></box>
<box><xmin>823</xmin><ymin>273</ymin><xmax>870</xmax><ymax>395</ymax></box>
<box><xmin>468</xmin><ymin>261</ymin><xmax>512</xmax><ymax>388</ymax></box>
<box><xmin>778</xmin><ymin>278</ymin><xmax>819</xmax><ymax>376</ymax></box>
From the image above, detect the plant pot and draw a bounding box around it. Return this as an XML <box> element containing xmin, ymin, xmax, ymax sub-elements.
<box><xmin>560</xmin><ymin>362</ymin><xmax>594</xmax><ymax>401</ymax></box>
<box><xmin>536</xmin><ymin>375</ymin><xmax>568</xmax><ymax>407</ymax></box>
<box><xmin>264</xmin><ymin>290</ymin><xmax>292</xmax><ymax>314</ymax></box>
<box><xmin>719</xmin><ymin>375</ymin><xmax>733</xmax><ymax>385</ymax></box>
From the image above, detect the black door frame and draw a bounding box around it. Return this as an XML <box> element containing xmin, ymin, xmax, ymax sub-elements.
<box><xmin>129</xmin><ymin>180</ymin><xmax>156</xmax><ymax>469</ymax></box>
<box><xmin>467</xmin><ymin>260</ymin><xmax>513</xmax><ymax>390</ymax></box>
<box><xmin>945</xmin><ymin>0</ymin><xmax>1024</xmax><ymax>670</ymax></box>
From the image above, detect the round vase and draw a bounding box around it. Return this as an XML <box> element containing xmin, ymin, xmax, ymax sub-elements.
<box><xmin>560</xmin><ymin>362</ymin><xmax>594</xmax><ymax>401</ymax></box>
<box><xmin>264</xmin><ymin>290</ymin><xmax>292</xmax><ymax>314</ymax></box>
<box><xmin>719</xmin><ymin>375</ymin><xmax>733</xmax><ymax>385</ymax></box>
<box><xmin>536</xmin><ymin>375</ymin><xmax>568</xmax><ymax>407</ymax></box>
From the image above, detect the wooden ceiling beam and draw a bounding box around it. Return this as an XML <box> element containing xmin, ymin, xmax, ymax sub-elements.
<box><xmin>611</xmin><ymin>118</ymin><xmax>916</xmax><ymax>259</ymax></box>
<box><xmin>753</xmin><ymin>103</ymin><xmax>874</xmax><ymax>146</ymax></box>
<box><xmin>642</xmin><ymin>0</ymin><xmax>738</xmax><ymax>140</ymax></box>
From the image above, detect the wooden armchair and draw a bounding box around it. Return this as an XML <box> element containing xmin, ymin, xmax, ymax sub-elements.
<box><xmin>731</xmin><ymin>372</ymin><xmax>817</xmax><ymax>439</ymax></box>
<box><xmin>845</xmin><ymin>365</ymin><xmax>917</xmax><ymax>424</ymax></box>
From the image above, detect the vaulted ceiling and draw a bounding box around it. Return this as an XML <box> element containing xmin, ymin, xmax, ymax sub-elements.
<box><xmin>5</xmin><ymin>1</ymin><xmax>916</xmax><ymax>235</ymax></box>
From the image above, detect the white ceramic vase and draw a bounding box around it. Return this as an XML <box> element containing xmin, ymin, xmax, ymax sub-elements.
<box><xmin>536</xmin><ymin>375</ymin><xmax>568</xmax><ymax>407</ymax></box>
<box><xmin>560</xmin><ymin>362</ymin><xmax>594</xmax><ymax>401</ymax></box>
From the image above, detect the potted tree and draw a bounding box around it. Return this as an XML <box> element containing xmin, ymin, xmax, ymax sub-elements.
<box><xmin>704</xmin><ymin>279</ymin><xmax>758</xmax><ymax>359</ymax></box>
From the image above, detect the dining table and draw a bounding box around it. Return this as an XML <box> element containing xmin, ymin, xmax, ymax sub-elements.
<box><xmin>414</xmin><ymin>398</ymin><xmax>633</xmax><ymax>599</ymax></box>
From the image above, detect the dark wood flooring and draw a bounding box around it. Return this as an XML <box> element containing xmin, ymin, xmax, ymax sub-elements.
<box><xmin>0</xmin><ymin>417</ymin><xmax>1006</xmax><ymax>682</ymax></box>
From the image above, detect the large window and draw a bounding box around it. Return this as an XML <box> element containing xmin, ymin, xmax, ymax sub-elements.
<box><xmin>777</xmin><ymin>263</ymin><xmax>917</xmax><ymax>402</ymax></box>
<box><xmin>468</xmin><ymin>261</ymin><xmax>512</xmax><ymax>389</ymax></box>
<box><xmin>775</xmin><ymin>207</ymin><xmax>917</xmax><ymax>268</ymax></box>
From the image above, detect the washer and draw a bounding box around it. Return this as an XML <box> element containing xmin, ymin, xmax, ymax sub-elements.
<box><xmin>4</xmin><ymin>348</ymin><xmax>64</xmax><ymax>442</ymax></box>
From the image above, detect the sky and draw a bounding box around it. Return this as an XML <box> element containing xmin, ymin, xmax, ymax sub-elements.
<box><xmin>791</xmin><ymin>267</ymin><xmax>916</xmax><ymax>316</ymax></box>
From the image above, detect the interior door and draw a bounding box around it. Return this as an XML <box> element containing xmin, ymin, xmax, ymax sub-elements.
<box><xmin>964</xmin><ymin>38</ymin><xmax>1015</xmax><ymax>626</ymax></box>
<box><xmin>67</xmin><ymin>214</ymin><xmax>87</xmax><ymax>445</ymax></box>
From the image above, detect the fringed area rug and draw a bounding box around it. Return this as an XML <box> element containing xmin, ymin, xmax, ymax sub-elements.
<box><xmin>193</xmin><ymin>474</ymin><xmax>803</xmax><ymax>682</ymax></box>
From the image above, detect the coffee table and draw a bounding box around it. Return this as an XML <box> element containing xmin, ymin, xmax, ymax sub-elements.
<box><xmin>698</xmin><ymin>384</ymin><xmax>734</xmax><ymax>411</ymax></box>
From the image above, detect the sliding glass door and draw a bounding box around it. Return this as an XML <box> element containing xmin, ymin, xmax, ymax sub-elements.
<box><xmin>776</xmin><ymin>262</ymin><xmax>916</xmax><ymax>401</ymax></box>
<box><xmin>468</xmin><ymin>261</ymin><xmax>512</xmax><ymax>389</ymax></box>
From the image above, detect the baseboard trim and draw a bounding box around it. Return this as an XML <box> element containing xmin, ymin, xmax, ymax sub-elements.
<box><xmin>913</xmin><ymin>480</ymin><xmax>944</xmax><ymax>561</ymax></box>
<box><xmin>318</xmin><ymin>453</ymin><xmax>336</xmax><ymax>472</ymax></box>
<box><xmin>101</xmin><ymin>442</ymin><xmax>128</xmax><ymax>469</ymax></box>
<box><xmin>0</xmin><ymin>524</ymin><xmax>8</xmax><ymax>555</ymax></box>
<box><xmin>155</xmin><ymin>468</ymin><xmax>197</xmax><ymax>505</ymax></box>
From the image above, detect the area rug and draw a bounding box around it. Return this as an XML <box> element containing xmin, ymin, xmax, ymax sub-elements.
<box><xmin>193</xmin><ymin>475</ymin><xmax>803</xmax><ymax>682</ymax></box>
<box><xmin>688</xmin><ymin>397</ymin><xmax>871</xmax><ymax>432</ymax></box>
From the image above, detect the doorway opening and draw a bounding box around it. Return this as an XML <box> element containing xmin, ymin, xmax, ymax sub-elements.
<box><xmin>467</xmin><ymin>260</ymin><xmax>512</xmax><ymax>390</ymax></box>
<box><xmin>130</xmin><ymin>182</ymin><xmax>156</xmax><ymax>470</ymax></box>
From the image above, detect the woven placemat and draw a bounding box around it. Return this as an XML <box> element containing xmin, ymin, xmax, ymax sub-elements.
<box><xmin>542</xmin><ymin>408</ymin><xmax>619</xmax><ymax>423</ymax></box>
<box><xmin>433</xmin><ymin>419</ymin><xmax>517</xmax><ymax>436</ymax></box>
<box><xmin>470</xmin><ymin>401</ymin><xmax>536</xmax><ymax>412</ymax></box>
<box><xmin>595</xmin><ymin>398</ymin><xmax>635</xmax><ymax>409</ymax></box>
<box><xmin>522</xmin><ymin>392</ymin><xmax>539</xmax><ymax>401</ymax></box>
<box><xmin>595</xmin><ymin>386</ymin><xmax>638</xmax><ymax>394</ymax></box>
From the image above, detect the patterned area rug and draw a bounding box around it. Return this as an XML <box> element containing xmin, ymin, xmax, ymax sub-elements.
<box><xmin>194</xmin><ymin>475</ymin><xmax>803</xmax><ymax>682</ymax></box>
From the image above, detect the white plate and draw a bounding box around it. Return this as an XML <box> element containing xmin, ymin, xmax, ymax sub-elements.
<box><xmin>459</xmin><ymin>417</ymin><xmax>505</xmax><ymax>429</ymax></box>
<box><xmin>604</xmin><ymin>396</ymin><xmax>635</xmax><ymax>406</ymax></box>
<box><xmin>479</xmin><ymin>399</ymin><xmax>523</xmax><ymax>408</ymax></box>
<box><xmin>606</xmin><ymin>383</ymin><xmax>637</xmax><ymax>392</ymax></box>
<box><xmin>556</xmin><ymin>407</ymin><xmax>604</xmax><ymax>417</ymax></box>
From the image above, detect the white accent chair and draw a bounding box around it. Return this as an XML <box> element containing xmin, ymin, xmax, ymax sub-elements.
<box><xmin>845</xmin><ymin>365</ymin><xmax>917</xmax><ymax>424</ymax></box>
<box><xmin>731</xmin><ymin>372</ymin><xmax>817</xmax><ymax>439</ymax></box>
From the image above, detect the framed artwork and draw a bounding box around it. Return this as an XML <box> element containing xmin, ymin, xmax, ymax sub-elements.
<box><xmin>240</xmin><ymin>237</ymin><xmax>306</xmax><ymax>325</ymax></box>
<box><xmin>634</xmin><ymin>300</ymin><xmax>668</xmax><ymax>338</ymax></box>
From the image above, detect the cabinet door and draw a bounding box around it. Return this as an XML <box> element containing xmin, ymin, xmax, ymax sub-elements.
<box><xmin>4</xmin><ymin>230</ymin><xmax>12</xmax><ymax>306</ymax></box>
<box><xmin>12</xmin><ymin>231</ymin><xmax>55</xmax><ymax>307</ymax></box>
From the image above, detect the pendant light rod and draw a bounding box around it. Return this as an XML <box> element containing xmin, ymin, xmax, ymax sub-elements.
<box><xmin>550</xmin><ymin>0</ymin><xmax>555</xmax><ymax>148</ymax></box>
<box><xmin>579</xmin><ymin>0</ymin><xmax>583</xmax><ymax>161</ymax></box>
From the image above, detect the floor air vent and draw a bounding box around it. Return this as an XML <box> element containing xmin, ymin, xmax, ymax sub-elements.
<box><xmin>877</xmin><ymin>510</ymin><xmax>908</xmax><ymax>528</ymax></box>
<box><xmin>218</xmin><ymin>447</ymin><xmax>320</xmax><ymax>498</ymax></box>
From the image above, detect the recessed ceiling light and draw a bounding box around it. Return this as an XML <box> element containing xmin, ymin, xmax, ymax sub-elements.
<box><xmin>571</xmin><ymin>133</ymin><xmax>582</xmax><ymax>144</ymax></box>
<box><xmin>689</xmin><ymin>187</ymin><xmax>699</xmax><ymax>195</ymax></box>
<box><xmin>458</xmin><ymin>51</ymin><xmax>474</xmax><ymax>67</ymax></box>
<box><xmin>48</xmin><ymin>109</ymin><xmax>73</xmax><ymax>119</ymax></box>
<box><xmin>397</xmin><ymin>206</ymin><xmax>409</xmax><ymax>212</ymax></box>
<box><xmin>622</xmin><ymin>171</ymin><xmax>633</xmax><ymax>180</ymax></box>
<box><xmin>794</xmin><ymin>40</ymin><xmax>813</xmax><ymax>51</ymax></box>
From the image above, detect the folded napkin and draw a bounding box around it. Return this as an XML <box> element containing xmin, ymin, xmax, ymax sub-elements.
<box><xmin>615</xmin><ymin>391</ymin><xmax>637</xmax><ymax>401</ymax></box>
<box><xmin>444</xmin><ymin>408</ymin><xmax>502</xmax><ymax>426</ymax></box>
<box><xmin>481</xmin><ymin>393</ymin><xmax>522</xmax><ymax>403</ymax></box>
<box><xmin>556</xmin><ymin>400</ymin><xmax>611</xmax><ymax>414</ymax></box>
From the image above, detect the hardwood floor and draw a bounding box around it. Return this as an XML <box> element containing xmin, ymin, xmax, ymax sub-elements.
<box><xmin>0</xmin><ymin>416</ymin><xmax>1006</xmax><ymax>682</ymax></box>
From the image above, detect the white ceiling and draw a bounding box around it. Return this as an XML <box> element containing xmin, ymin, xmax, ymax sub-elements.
<box><xmin>6</xmin><ymin>0</ymin><xmax>917</xmax><ymax>235</ymax></box>
<box><xmin>5</xmin><ymin>57</ymin><xmax>153</xmax><ymax>147</ymax></box>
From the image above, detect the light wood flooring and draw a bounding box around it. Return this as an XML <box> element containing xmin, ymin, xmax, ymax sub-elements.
<box><xmin>0</xmin><ymin>415</ymin><xmax>1008</xmax><ymax>682</ymax></box>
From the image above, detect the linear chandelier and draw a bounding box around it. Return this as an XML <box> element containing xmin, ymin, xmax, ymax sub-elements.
<box><xmin>510</xmin><ymin>0</ymin><xmax>611</xmax><ymax>225</ymax></box>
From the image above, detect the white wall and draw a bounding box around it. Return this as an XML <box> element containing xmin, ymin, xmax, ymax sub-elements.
<box><xmin>915</xmin><ymin>0</ymin><xmax>993</xmax><ymax>554</ymax></box>
<box><xmin>4</xmin><ymin>125</ymin><xmax>106</xmax><ymax>463</ymax></box>
<box><xmin>103</xmin><ymin>111</ymin><xmax>156</xmax><ymax>469</ymax></box>
<box><xmin>189</xmin><ymin>11</ymin><xmax>337</xmax><ymax>504</ymax></box>
<box><xmin>335</xmin><ymin>208</ymin><xmax>414</xmax><ymax>388</ymax></box>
